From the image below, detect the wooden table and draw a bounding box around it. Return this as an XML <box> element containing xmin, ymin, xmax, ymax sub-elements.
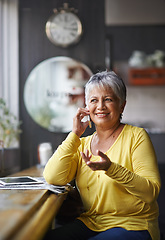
<box><xmin>0</xmin><ymin>166</ymin><xmax>67</xmax><ymax>240</ymax></box>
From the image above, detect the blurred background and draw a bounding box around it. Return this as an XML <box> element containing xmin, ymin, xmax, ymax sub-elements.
<box><xmin>0</xmin><ymin>0</ymin><xmax>165</xmax><ymax>236</ymax></box>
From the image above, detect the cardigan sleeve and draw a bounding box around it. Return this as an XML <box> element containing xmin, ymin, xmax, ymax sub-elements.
<box><xmin>43</xmin><ymin>132</ymin><xmax>81</xmax><ymax>185</ymax></box>
<box><xmin>106</xmin><ymin>129</ymin><xmax>161</xmax><ymax>204</ymax></box>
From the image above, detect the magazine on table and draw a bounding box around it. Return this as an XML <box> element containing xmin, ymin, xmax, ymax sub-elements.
<box><xmin>0</xmin><ymin>176</ymin><xmax>70</xmax><ymax>194</ymax></box>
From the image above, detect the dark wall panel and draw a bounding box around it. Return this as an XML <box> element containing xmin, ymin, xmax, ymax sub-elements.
<box><xmin>106</xmin><ymin>25</ymin><xmax>165</xmax><ymax>61</ymax></box>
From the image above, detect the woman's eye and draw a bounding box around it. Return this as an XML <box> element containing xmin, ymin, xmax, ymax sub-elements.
<box><xmin>90</xmin><ymin>99</ymin><xmax>97</xmax><ymax>103</ymax></box>
<box><xmin>105</xmin><ymin>98</ymin><xmax>112</xmax><ymax>102</ymax></box>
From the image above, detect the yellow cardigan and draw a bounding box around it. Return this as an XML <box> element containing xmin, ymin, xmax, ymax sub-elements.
<box><xmin>43</xmin><ymin>124</ymin><xmax>161</xmax><ymax>240</ymax></box>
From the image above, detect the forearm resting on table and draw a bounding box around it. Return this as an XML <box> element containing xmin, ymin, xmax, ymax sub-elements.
<box><xmin>43</xmin><ymin>132</ymin><xmax>80</xmax><ymax>185</ymax></box>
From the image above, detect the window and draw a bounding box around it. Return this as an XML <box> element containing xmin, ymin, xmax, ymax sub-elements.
<box><xmin>0</xmin><ymin>0</ymin><xmax>19</xmax><ymax>117</ymax></box>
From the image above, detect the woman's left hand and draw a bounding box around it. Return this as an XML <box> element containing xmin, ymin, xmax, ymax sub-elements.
<box><xmin>81</xmin><ymin>149</ymin><xmax>111</xmax><ymax>171</ymax></box>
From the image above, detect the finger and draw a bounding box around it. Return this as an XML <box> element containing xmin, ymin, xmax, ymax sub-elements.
<box><xmin>97</xmin><ymin>150</ymin><xmax>107</xmax><ymax>160</ymax></box>
<box><xmin>76</xmin><ymin>107</ymin><xmax>90</xmax><ymax>116</ymax></box>
<box><xmin>81</xmin><ymin>107</ymin><xmax>90</xmax><ymax>114</ymax></box>
<box><xmin>80</xmin><ymin>152</ymin><xmax>87</xmax><ymax>162</ymax></box>
<box><xmin>80</xmin><ymin>151</ymin><xmax>91</xmax><ymax>163</ymax></box>
<box><xmin>96</xmin><ymin>150</ymin><xmax>111</xmax><ymax>171</ymax></box>
<box><xmin>85</xmin><ymin>149</ymin><xmax>90</xmax><ymax>157</ymax></box>
<box><xmin>82</xmin><ymin>121</ymin><xmax>90</xmax><ymax>129</ymax></box>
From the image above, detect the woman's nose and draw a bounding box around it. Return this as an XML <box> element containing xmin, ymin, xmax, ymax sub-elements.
<box><xmin>97</xmin><ymin>100</ymin><xmax>106</xmax><ymax>110</ymax></box>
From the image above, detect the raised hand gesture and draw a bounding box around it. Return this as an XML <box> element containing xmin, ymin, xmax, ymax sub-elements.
<box><xmin>81</xmin><ymin>149</ymin><xmax>111</xmax><ymax>171</ymax></box>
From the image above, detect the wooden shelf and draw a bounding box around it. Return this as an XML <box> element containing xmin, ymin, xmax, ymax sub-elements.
<box><xmin>129</xmin><ymin>68</ymin><xmax>165</xmax><ymax>85</ymax></box>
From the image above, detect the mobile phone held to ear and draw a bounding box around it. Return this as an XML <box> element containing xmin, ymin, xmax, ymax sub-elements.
<box><xmin>87</xmin><ymin>115</ymin><xmax>92</xmax><ymax>128</ymax></box>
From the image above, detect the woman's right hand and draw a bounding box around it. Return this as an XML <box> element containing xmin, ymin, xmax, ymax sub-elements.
<box><xmin>72</xmin><ymin>107</ymin><xmax>90</xmax><ymax>137</ymax></box>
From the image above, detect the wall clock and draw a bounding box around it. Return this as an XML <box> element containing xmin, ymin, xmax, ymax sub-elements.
<box><xmin>45</xmin><ymin>3</ymin><xmax>83</xmax><ymax>48</ymax></box>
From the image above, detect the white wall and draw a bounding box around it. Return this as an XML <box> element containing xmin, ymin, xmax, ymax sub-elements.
<box><xmin>105</xmin><ymin>0</ymin><xmax>165</xmax><ymax>25</ymax></box>
<box><xmin>122</xmin><ymin>86</ymin><xmax>165</xmax><ymax>133</ymax></box>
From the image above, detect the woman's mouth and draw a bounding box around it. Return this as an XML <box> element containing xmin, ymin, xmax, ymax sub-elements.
<box><xmin>95</xmin><ymin>113</ymin><xmax>109</xmax><ymax>118</ymax></box>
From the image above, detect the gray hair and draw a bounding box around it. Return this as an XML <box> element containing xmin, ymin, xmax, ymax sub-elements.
<box><xmin>85</xmin><ymin>71</ymin><xmax>127</xmax><ymax>106</ymax></box>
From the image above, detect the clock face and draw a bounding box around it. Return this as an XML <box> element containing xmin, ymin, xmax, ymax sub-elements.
<box><xmin>46</xmin><ymin>12</ymin><xmax>83</xmax><ymax>47</ymax></box>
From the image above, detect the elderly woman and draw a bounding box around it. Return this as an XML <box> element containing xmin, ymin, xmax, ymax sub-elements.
<box><xmin>43</xmin><ymin>71</ymin><xmax>161</xmax><ymax>240</ymax></box>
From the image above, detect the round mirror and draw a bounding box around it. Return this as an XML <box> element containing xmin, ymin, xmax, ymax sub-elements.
<box><xmin>24</xmin><ymin>56</ymin><xmax>93</xmax><ymax>132</ymax></box>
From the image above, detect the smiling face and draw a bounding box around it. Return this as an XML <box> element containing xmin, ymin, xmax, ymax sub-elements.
<box><xmin>87</xmin><ymin>86</ymin><xmax>125</xmax><ymax>129</ymax></box>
